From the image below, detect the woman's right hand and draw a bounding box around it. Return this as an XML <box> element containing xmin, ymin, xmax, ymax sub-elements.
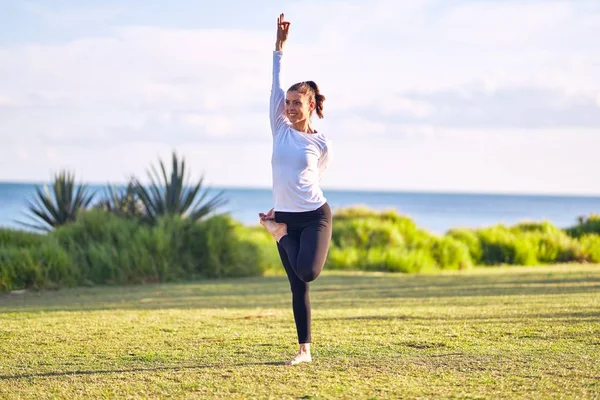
<box><xmin>276</xmin><ymin>13</ymin><xmax>290</xmax><ymax>51</ymax></box>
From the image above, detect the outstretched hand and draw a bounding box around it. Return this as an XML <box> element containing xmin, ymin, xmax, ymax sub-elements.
<box><xmin>276</xmin><ymin>13</ymin><xmax>290</xmax><ymax>51</ymax></box>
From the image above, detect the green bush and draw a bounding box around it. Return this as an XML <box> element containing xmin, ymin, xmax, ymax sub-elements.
<box><xmin>0</xmin><ymin>228</ymin><xmax>47</xmax><ymax>248</ymax></box>
<box><xmin>0</xmin><ymin>247</ymin><xmax>44</xmax><ymax>291</ymax></box>
<box><xmin>532</xmin><ymin>232</ymin><xmax>584</xmax><ymax>263</ymax></box>
<box><xmin>0</xmin><ymin>209</ymin><xmax>267</xmax><ymax>291</ymax></box>
<box><xmin>430</xmin><ymin>236</ymin><xmax>473</xmax><ymax>270</ymax></box>
<box><xmin>0</xmin><ymin>239</ymin><xmax>77</xmax><ymax>291</ymax></box>
<box><xmin>331</xmin><ymin>218</ymin><xmax>405</xmax><ymax>249</ymax></box>
<box><xmin>468</xmin><ymin>224</ymin><xmax>589</xmax><ymax>266</ymax></box>
<box><xmin>193</xmin><ymin>215</ymin><xmax>264</xmax><ymax>278</ymax></box>
<box><xmin>476</xmin><ymin>227</ymin><xmax>539</xmax><ymax>265</ymax></box>
<box><xmin>513</xmin><ymin>235</ymin><xmax>540</xmax><ymax>266</ymax></box>
<box><xmin>326</xmin><ymin>247</ymin><xmax>361</xmax><ymax>270</ymax></box>
<box><xmin>510</xmin><ymin>220</ymin><xmax>562</xmax><ymax>235</ymax></box>
<box><xmin>579</xmin><ymin>234</ymin><xmax>600</xmax><ymax>263</ymax></box>
<box><xmin>326</xmin><ymin>246</ymin><xmax>438</xmax><ymax>273</ymax></box>
<box><xmin>37</xmin><ymin>240</ymin><xmax>78</xmax><ymax>287</ymax></box>
<box><xmin>50</xmin><ymin>210</ymin><xmax>150</xmax><ymax>284</ymax></box>
<box><xmin>328</xmin><ymin>208</ymin><xmax>475</xmax><ymax>272</ymax></box>
<box><xmin>566</xmin><ymin>214</ymin><xmax>600</xmax><ymax>238</ymax></box>
<box><xmin>371</xmin><ymin>248</ymin><xmax>438</xmax><ymax>273</ymax></box>
<box><xmin>446</xmin><ymin>228</ymin><xmax>482</xmax><ymax>264</ymax></box>
<box><xmin>333</xmin><ymin>206</ymin><xmax>401</xmax><ymax>222</ymax></box>
<box><xmin>470</xmin><ymin>227</ymin><xmax>510</xmax><ymax>265</ymax></box>
<box><xmin>333</xmin><ymin>207</ymin><xmax>426</xmax><ymax>242</ymax></box>
<box><xmin>235</xmin><ymin>226</ymin><xmax>281</xmax><ymax>275</ymax></box>
<box><xmin>2</xmin><ymin>205</ymin><xmax>599</xmax><ymax>292</ymax></box>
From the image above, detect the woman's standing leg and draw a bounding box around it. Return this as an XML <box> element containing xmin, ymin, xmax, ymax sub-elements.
<box><xmin>276</xmin><ymin>240</ymin><xmax>311</xmax><ymax>344</ymax></box>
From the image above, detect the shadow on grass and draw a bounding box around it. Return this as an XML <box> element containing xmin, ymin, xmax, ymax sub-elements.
<box><xmin>317</xmin><ymin>311</ymin><xmax>600</xmax><ymax>322</ymax></box>
<box><xmin>1</xmin><ymin>268</ymin><xmax>599</xmax><ymax>313</ymax></box>
<box><xmin>0</xmin><ymin>362</ymin><xmax>285</xmax><ymax>380</ymax></box>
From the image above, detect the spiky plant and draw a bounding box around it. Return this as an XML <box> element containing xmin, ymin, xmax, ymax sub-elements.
<box><xmin>17</xmin><ymin>171</ymin><xmax>95</xmax><ymax>231</ymax></box>
<box><xmin>95</xmin><ymin>178</ymin><xmax>145</xmax><ymax>219</ymax></box>
<box><xmin>133</xmin><ymin>151</ymin><xmax>228</xmax><ymax>224</ymax></box>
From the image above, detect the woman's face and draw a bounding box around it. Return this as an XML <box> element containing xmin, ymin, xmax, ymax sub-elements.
<box><xmin>285</xmin><ymin>91</ymin><xmax>314</xmax><ymax>124</ymax></box>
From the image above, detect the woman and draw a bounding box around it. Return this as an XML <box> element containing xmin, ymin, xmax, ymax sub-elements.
<box><xmin>259</xmin><ymin>13</ymin><xmax>333</xmax><ymax>366</ymax></box>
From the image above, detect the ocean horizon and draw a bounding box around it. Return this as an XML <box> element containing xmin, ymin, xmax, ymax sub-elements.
<box><xmin>1</xmin><ymin>181</ymin><xmax>599</xmax><ymax>234</ymax></box>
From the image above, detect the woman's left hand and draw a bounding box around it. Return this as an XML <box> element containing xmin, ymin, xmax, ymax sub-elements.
<box><xmin>259</xmin><ymin>208</ymin><xmax>275</xmax><ymax>221</ymax></box>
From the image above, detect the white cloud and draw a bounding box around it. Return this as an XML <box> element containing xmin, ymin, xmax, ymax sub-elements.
<box><xmin>439</xmin><ymin>2</ymin><xmax>573</xmax><ymax>46</ymax></box>
<box><xmin>0</xmin><ymin>93</ymin><xmax>21</xmax><ymax>107</ymax></box>
<box><xmin>181</xmin><ymin>114</ymin><xmax>233</xmax><ymax>137</ymax></box>
<box><xmin>24</xmin><ymin>2</ymin><xmax>124</xmax><ymax>27</ymax></box>
<box><xmin>379</xmin><ymin>96</ymin><xmax>434</xmax><ymax>118</ymax></box>
<box><xmin>1</xmin><ymin>0</ymin><xmax>599</xmax><ymax>195</ymax></box>
<box><xmin>324</xmin><ymin>126</ymin><xmax>600</xmax><ymax>195</ymax></box>
<box><xmin>332</xmin><ymin>116</ymin><xmax>388</xmax><ymax>139</ymax></box>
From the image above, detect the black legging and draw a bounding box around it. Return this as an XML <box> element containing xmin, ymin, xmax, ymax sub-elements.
<box><xmin>275</xmin><ymin>202</ymin><xmax>333</xmax><ymax>344</ymax></box>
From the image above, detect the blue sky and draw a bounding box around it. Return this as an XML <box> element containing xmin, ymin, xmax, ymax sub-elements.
<box><xmin>1</xmin><ymin>0</ymin><xmax>599</xmax><ymax>195</ymax></box>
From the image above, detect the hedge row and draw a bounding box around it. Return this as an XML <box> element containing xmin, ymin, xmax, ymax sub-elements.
<box><xmin>1</xmin><ymin>208</ymin><xmax>598</xmax><ymax>291</ymax></box>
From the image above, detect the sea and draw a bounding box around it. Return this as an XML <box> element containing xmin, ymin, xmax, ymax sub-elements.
<box><xmin>1</xmin><ymin>182</ymin><xmax>599</xmax><ymax>234</ymax></box>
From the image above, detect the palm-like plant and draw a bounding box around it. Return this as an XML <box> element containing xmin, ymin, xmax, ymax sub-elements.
<box><xmin>18</xmin><ymin>171</ymin><xmax>96</xmax><ymax>231</ymax></box>
<box><xmin>95</xmin><ymin>178</ymin><xmax>145</xmax><ymax>219</ymax></box>
<box><xmin>134</xmin><ymin>151</ymin><xmax>228</xmax><ymax>224</ymax></box>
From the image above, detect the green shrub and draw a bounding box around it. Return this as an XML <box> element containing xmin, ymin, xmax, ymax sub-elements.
<box><xmin>0</xmin><ymin>247</ymin><xmax>44</xmax><ymax>291</ymax></box>
<box><xmin>50</xmin><ymin>210</ymin><xmax>264</xmax><ymax>284</ymax></box>
<box><xmin>471</xmin><ymin>223</ymin><xmax>591</xmax><ymax>266</ymax></box>
<box><xmin>328</xmin><ymin>207</ymin><xmax>472</xmax><ymax>272</ymax></box>
<box><xmin>37</xmin><ymin>240</ymin><xmax>78</xmax><ymax>287</ymax></box>
<box><xmin>333</xmin><ymin>206</ymin><xmax>399</xmax><ymax>221</ymax></box>
<box><xmin>3</xmin><ymin>204</ymin><xmax>599</xmax><ymax>292</ymax></box>
<box><xmin>446</xmin><ymin>228</ymin><xmax>482</xmax><ymax>264</ymax></box>
<box><xmin>332</xmin><ymin>218</ymin><xmax>405</xmax><ymax>249</ymax></box>
<box><xmin>326</xmin><ymin>246</ymin><xmax>438</xmax><ymax>273</ymax></box>
<box><xmin>371</xmin><ymin>248</ymin><xmax>438</xmax><ymax>273</ymax></box>
<box><xmin>333</xmin><ymin>207</ymin><xmax>424</xmax><ymax>238</ymax></box>
<box><xmin>51</xmin><ymin>209</ymin><xmax>140</xmax><ymax>248</ymax></box>
<box><xmin>193</xmin><ymin>215</ymin><xmax>264</xmax><ymax>278</ymax></box>
<box><xmin>512</xmin><ymin>235</ymin><xmax>540</xmax><ymax>266</ymax></box>
<box><xmin>511</xmin><ymin>220</ymin><xmax>561</xmax><ymax>235</ymax></box>
<box><xmin>235</xmin><ymin>226</ymin><xmax>281</xmax><ymax>275</ymax></box>
<box><xmin>430</xmin><ymin>237</ymin><xmax>473</xmax><ymax>270</ymax></box>
<box><xmin>476</xmin><ymin>226</ymin><xmax>515</xmax><ymax>265</ymax></box>
<box><xmin>326</xmin><ymin>247</ymin><xmax>362</xmax><ymax>270</ymax></box>
<box><xmin>579</xmin><ymin>234</ymin><xmax>600</xmax><ymax>263</ymax></box>
<box><xmin>50</xmin><ymin>210</ymin><xmax>147</xmax><ymax>284</ymax></box>
<box><xmin>566</xmin><ymin>214</ymin><xmax>600</xmax><ymax>238</ymax></box>
<box><xmin>0</xmin><ymin>240</ymin><xmax>77</xmax><ymax>291</ymax></box>
<box><xmin>477</xmin><ymin>227</ymin><xmax>538</xmax><ymax>265</ymax></box>
<box><xmin>0</xmin><ymin>228</ymin><xmax>47</xmax><ymax>248</ymax></box>
<box><xmin>533</xmin><ymin>232</ymin><xmax>584</xmax><ymax>263</ymax></box>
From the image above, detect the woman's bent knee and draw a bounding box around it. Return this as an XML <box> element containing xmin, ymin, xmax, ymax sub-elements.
<box><xmin>298</xmin><ymin>269</ymin><xmax>320</xmax><ymax>283</ymax></box>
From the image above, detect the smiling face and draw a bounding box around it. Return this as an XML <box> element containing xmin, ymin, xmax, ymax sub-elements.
<box><xmin>285</xmin><ymin>91</ymin><xmax>315</xmax><ymax>124</ymax></box>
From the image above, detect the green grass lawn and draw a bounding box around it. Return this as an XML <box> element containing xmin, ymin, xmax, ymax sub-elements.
<box><xmin>1</xmin><ymin>265</ymin><xmax>599</xmax><ymax>399</ymax></box>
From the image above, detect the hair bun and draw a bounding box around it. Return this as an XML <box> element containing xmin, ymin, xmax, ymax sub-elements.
<box><xmin>305</xmin><ymin>81</ymin><xmax>318</xmax><ymax>93</ymax></box>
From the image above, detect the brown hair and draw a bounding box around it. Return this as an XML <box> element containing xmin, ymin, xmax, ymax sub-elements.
<box><xmin>287</xmin><ymin>81</ymin><xmax>326</xmax><ymax>119</ymax></box>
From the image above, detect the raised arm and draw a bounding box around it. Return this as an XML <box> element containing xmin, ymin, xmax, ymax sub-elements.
<box><xmin>270</xmin><ymin>13</ymin><xmax>290</xmax><ymax>135</ymax></box>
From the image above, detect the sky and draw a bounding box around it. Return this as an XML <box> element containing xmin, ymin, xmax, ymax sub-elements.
<box><xmin>0</xmin><ymin>0</ymin><xmax>599</xmax><ymax>195</ymax></box>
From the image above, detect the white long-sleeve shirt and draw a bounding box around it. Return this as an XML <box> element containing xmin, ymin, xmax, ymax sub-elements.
<box><xmin>270</xmin><ymin>50</ymin><xmax>332</xmax><ymax>212</ymax></box>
